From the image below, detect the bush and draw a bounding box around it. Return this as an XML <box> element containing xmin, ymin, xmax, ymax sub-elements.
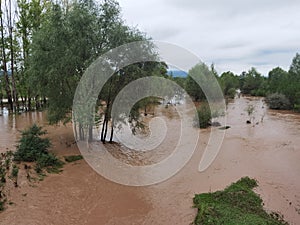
<box><xmin>266</xmin><ymin>93</ymin><xmax>291</xmax><ymax>110</ymax></box>
<box><xmin>227</xmin><ymin>88</ymin><xmax>236</xmax><ymax>99</ymax></box>
<box><xmin>11</xmin><ymin>165</ymin><xmax>19</xmax><ymax>178</ymax></box>
<box><xmin>36</xmin><ymin>154</ymin><xmax>63</xmax><ymax>170</ymax></box>
<box><xmin>195</xmin><ymin>104</ymin><xmax>212</xmax><ymax>128</ymax></box>
<box><xmin>64</xmin><ymin>155</ymin><xmax>83</xmax><ymax>163</ymax></box>
<box><xmin>14</xmin><ymin>124</ymin><xmax>51</xmax><ymax>162</ymax></box>
<box><xmin>294</xmin><ymin>104</ymin><xmax>300</xmax><ymax>112</ymax></box>
<box><xmin>14</xmin><ymin>124</ymin><xmax>63</xmax><ymax>173</ymax></box>
<box><xmin>251</xmin><ymin>88</ymin><xmax>266</xmax><ymax>97</ymax></box>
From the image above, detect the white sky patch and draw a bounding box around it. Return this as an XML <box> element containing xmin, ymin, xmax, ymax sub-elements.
<box><xmin>118</xmin><ymin>0</ymin><xmax>300</xmax><ymax>75</ymax></box>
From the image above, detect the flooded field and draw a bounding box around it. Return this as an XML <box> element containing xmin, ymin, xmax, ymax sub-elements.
<box><xmin>0</xmin><ymin>96</ymin><xmax>299</xmax><ymax>225</ymax></box>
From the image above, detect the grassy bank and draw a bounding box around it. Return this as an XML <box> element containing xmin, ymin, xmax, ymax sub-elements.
<box><xmin>193</xmin><ymin>177</ymin><xmax>288</xmax><ymax>225</ymax></box>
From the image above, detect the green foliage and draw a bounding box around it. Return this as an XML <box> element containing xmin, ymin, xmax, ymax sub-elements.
<box><xmin>268</xmin><ymin>67</ymin><xmax>289</xmax><ymax>94</ymax></box>
<box><xmin>186</xmin><ymin>75</ymin><xmax>205</xmax><ymax>102</ymax></box>
<box><xmin>227</xmin><ymin>88</ymin><xmax>236</xmax><ymax>99</ymax></box>
<box><xmin>219</xmin><ymin>71</ymin><xmax>239</xmax><ymax>97</ymax></box>
<box><xmin>193</xmin><ymin>177</ymin><xmax>288</xmax><ymax>225</ymax></box>
<box><xmin>186</xmin><ymin>63</ymin><xmax>211</xmax><ymax>102</ymax></box>
<box><xmin>266</xmin><ymin>54</ymin><xmax>300</xmax><ymax>110</ymax></box>
<box><xmin>64</xmin><ymin>155</ymin><xmax>83</xmax><ymax>163</ymax></box>
<box><xmin>29</xmin><ymin>0</ymin><xmax>150</xmax><ymax>124</ymax></box>
<box><xmin>11</xmin><ymin>165</ymin><xmax>19</xmax><ymax>178</ymax></box>
<box><xmin>240</xmin><ymin>68</ymin><xmax>266</xmax><ymax>95</ymax></box>
<box><xmin>13</xmin><ymin>124</ymin><xmax>62</xmax><ymax>173</ymax></box>
<box><xmin>185</xmin><ymin>62</ymin><xmax>224</xmax><ymax>104</ymax></box>
<box><xmin>195</xmin><ymin>103</ymin><xmax>212</xmax><ymax>128</ymax></box>
<box><xmin>14</xmin><ymin>124</ymin><xmax>51</xmax><ymax>162</ymax></box>
<box><xmin>266</xmin><ymin>93</ymin><xmax>291</xmax><ymax>110</ymax></box>
<box><xmin>36</xmin><ymin>153</ymin><xmax>63</xmax><ymax>173</ymax></box>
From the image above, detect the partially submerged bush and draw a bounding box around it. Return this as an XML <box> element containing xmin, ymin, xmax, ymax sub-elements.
<box><xmin>266</xmin><ymin>93</ymin><xmax>291</xmax><ymax>110</ymax></box>
<box><xmin>14</xmin><ymin>124</ymin><xmax>51</xmax><ymax>162</ymax></box>
<box><xmin>195</xmin><ymin>104</ymin><xmax>212</xmax><ymax>128</ymax></box>
<box><xmin>227</xmin><ymin>88</ymin><xmax>236</xmax><ymax>99</ymax></box>
<box><xmin>64</xmin><ymin>155</ymin><xmax>83</xmax><ymax>163</ymax></box>
<box><xmin>14</xmin><ymin>124</ymin><xmax>63</xmax><ymax>173</ymax></box>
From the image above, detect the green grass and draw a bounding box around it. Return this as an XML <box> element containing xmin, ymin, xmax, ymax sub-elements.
<box><xmin>64</xmin><ymin>155</ymin><xmax>83</xmax><ymax>163</ymax></box>
<box><xmin>193</xmin><ymin>177</ymin><xmax>288</xmax><ymax>225</ymax></box>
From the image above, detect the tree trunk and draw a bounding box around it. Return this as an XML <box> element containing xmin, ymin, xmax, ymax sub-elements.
<box><xmin>100</xmin><ymin>117</ymin><xmax>105</xmax><ymax>142</ymax></box>
<box><xmin>103</xmin><ymin>118</ymin><xmax>109</xmax><ymax>143</ymax></box>
<box><xmin>28</xmin><ymin>96</ymin><xmax>31</xmax><ymax>111</ymax></box>
<box><xmin>8</xmin><ymin>0</ymin><xmax>18</xmax><ymax>112</ymax></box>
<box><xmin>88</xmin><ymin>124</ymin><xmax>93</xmax><ymax>142</ymax></box>
<box><xmin>0</xmin><ymin>3</ymin><xmax>13</xmax><ymax>110</ymax></box>
<box><xmin>79</xmin><ymin>123</ymin><xmax>84</xmax><ymax>140</ymax></box>
<box><xmin>109</xmin><ymin>119</ymin><xmax>114</xmax><ymax>143</ymax></box>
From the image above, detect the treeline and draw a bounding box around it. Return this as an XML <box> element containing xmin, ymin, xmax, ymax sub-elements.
<box><xmin>171</xmin><ymin>53</ymin><xmax>300</xmax><ymax>111</ymax></box>
<box><xmin>0</xmin><ymin>0</ymin><xmax>167</xmax><ymax>142</ymax></box>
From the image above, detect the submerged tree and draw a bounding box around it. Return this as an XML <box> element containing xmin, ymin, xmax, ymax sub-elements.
<box><xmin>0</xmin><ymin>0</ymin><xmax>13</xmax><ymax>110</ymax></box>
<box><xmin>29</xmin><ymin>0</ymin><xmax>167</xmax><ymax>142</ymax></box>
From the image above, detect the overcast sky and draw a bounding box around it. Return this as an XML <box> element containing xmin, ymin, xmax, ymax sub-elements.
<box><xmin>117</xmin><ymin>0</ymin><xmax>300</xmax><ymax>75</ymax></box>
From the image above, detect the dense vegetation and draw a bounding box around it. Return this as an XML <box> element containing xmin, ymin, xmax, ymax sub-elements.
<box><xmin>14</xmin><ymin>124</ymin><xmax>63</xmax><ymax>173</ymax></box>
<box><xmin>0</xmin><ymin>0</ymin><xmax>167</xmax><ymax>142</ymax></box>
<box><xmin>169</xmin><ymin>53</ymin><xmax>300</xmax><ymax>112</ymax></box>
<box><xmin>193</xmin><ymin>177</ymin><xmax>288</xmax><ymax>225</ymax></box>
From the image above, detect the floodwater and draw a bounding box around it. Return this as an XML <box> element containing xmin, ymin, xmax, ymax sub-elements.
<box><xmin>0</xmin><ymin>96</ymin><xmax>300</xmax><ymax>225</ymax></box>
<box><xmin>0</xmin><ymin>109</ymin><xmax>46</xmax><ymax>152</ymax></box>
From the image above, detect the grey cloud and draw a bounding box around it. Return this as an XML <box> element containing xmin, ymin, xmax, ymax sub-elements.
<box><xmin>118</xmin><ymin>0</ymin><xmax>300</xmax><ymax>75</ymax></box>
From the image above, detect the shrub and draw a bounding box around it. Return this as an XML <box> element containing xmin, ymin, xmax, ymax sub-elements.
<box><xmin>250</xmin><ymin>89</ymin><xmax>266</xmax><ymax>97</ymax></box>
<box><xmin>64</xmin><ymin>155</ymin><xmax>83</xmax><ymax>163</ymax></box>
<box><xmin>14</xmin><ymin>124</ymin><xmax>63</xmax><ymax>173</ymax></box>
<box><xmin>227</xmin><ymin>88</ymin><xmax>236</xmax><ymax>99</ymax></box>
<box><xmin>195</xmin><ymin>104</ymin><xmax>212</xmax><ymax>128</ymax></box>
<box><xmin>294</xmin><ymin>104</ymin><xmax>300</xmax><ymax>112</ymax></box>
<box><xmin>266</xmin><ymin>93</ymin><xmax>291</xmax><ymax>110</ymax></box>
<box><xmin>36</xmin><ymin>154</ymin><xmax>63</xmax><ymax>170</ymax></box>
<box><xmin>11</xmin><ymin>165</ymin><xmax>19</xmax><ymax>178</ymax></box>
<box><xmin>14</xmin><ymin>124</ymin><xmax>51</xmax><ymax>162</ymax></box>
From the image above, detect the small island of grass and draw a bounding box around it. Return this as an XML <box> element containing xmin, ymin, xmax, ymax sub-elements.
<box><xmin>193</xmin><ymin>177</ymin><xmax>288</xmax><ymax>225</ymax></box>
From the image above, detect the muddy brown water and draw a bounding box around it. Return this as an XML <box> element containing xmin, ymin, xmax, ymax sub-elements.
<box><xmin>0</xmin><ymin>96</ymin><xmax>300</xmax><ymax>225</ymax></box>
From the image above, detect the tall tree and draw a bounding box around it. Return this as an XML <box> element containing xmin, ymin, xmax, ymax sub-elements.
<box><xmin>268</xmin><ymin>67</ymin><xmax>288</xmax><ymax>94</ymax></box>
<box><xmin>0</xmin><ymin>0</ymin><xmax>12</xmax><ymax>110</ymax></box>
<box><xmin>7</xmin><ymin>0</ymin><xmax>18</xmax><ymax>110</ymax></box>
<box><xmin>240</xmin><ymin>67</ymin><xmax>265</xmax><ymax>95</ymax></box>
<box><xmin>287</xmin><ymin>53</ymin><xmax>300</xmax><ymax>107</ymax></box>
<box><xmin>17</xmin><ymin>0</ymin><xmax>46</xmax><ymax>110</ymax></box>
<box><xmin>29</xmin><ymin>0</ymin><xmax>161</xmax><ymax>142</ymax></box>
<box><xmin>219</xmin><ymin>71</ymin><xmax>239</xmax><ymax>96</ymax></box>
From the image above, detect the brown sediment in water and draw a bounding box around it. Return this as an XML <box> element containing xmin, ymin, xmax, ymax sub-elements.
<box><xmin>0</xmin><ymin>96</ymin><xmax>300</xmax><ymax>224</ymax></box>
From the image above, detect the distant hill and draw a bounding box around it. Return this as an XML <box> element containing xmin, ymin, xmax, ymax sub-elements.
<box><xmin>167</xmin><ymin>70</ymin><xmax>188</xmax><ymax>78</ymax></box>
